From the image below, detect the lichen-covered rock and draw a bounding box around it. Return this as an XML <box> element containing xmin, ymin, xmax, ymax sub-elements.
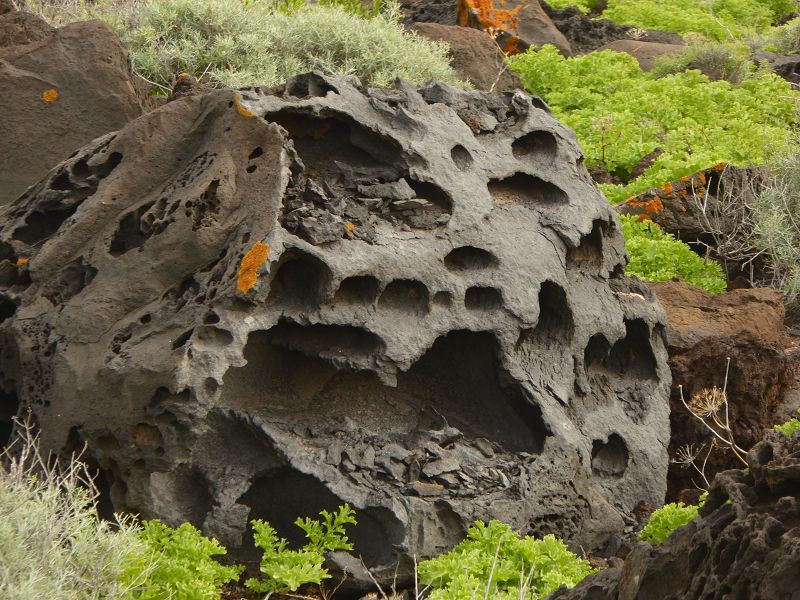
<box><xmin>548</xmin><ymin>430</ymin><xmax>800</xmax><ymax>600</ymax></box>
<box><xmin>0</xmin><ymin>11</ymin><xmax>142</xmax><ymax>202</ymax></box>
<box><xmin>0</xmin><ymin>73</ymin><xmax>670</xmax><ymax>584</ymax></box>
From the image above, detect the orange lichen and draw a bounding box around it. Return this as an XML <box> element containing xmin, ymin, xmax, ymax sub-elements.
<box><xmin>627</xmin><ymin>196</ymin><xmax>664</xmax><ymax>214</ymax></box>
<box><xmin>636</xmin><ymin>214</ymin><xmax>653</xmax><ymax>223</ymax></box>
<box><xmin>41</xmin><ymin>88</ymin><xmax>58</xmax><ymax>102</ymax></box>
<box><xmin>232</xmin><ymin>92</ymin><xmax>254</xmax><ymax>118</ymax></box>
<box><xmin>679</xmin><ymin>188</ymin><xmax>689</xmax><ymax>197</ymax></box>
<box><xmin>504</xmin><ymin>35</ymin><xmax>523</xmax><ymax>55</ymax></box>
<box><xmin>696</xmin><ymin>172</ymin><xmax>706</xmax><ymax>184</ymax></box>
<box><xmin>662</xmin><ymin>182</ymin><xmax>673</xmax><ymax>195</ymax></box>
<box><xmin>345</xmin><ymin>221</ymin><xmax>356</xmax><ymax>234</ymax></box>
<box><xmin>458</xmin><ymin>0</ymin><xmax>521</xmax><ymax>32</ymax></box>
<box><xmin>177</xmin><ymin>71</ymin><xmax>190</xmax><ymax>79</ymax></box>
<box><xmin>713</xmin><ymin>162</ymin><xmax>728</xmax><ymax>171</ymax></box>
<box><xmin>15</xmin><ymin>257</ymin><xmax>28</xmax><ymax>267</ymax></box>
<box><xmin>236</xmin><ymin>242</ymin><xmax>269</xmax><ymax>294</ymax></box>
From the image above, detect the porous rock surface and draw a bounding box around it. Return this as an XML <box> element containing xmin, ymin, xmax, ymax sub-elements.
<box><xmin>0</xmin><ymin>73</ymin><xmax>670</xmax><ymax>581</ymax></box>
<box><xmin>548</xmin><ymin>430</ymin><xmax>800</xmax><ymax>600</ymax></box>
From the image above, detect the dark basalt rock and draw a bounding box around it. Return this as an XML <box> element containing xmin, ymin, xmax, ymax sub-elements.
<box><xmin>0</xmin><ymin>72</ymin><xmax>670</xmax><ymax>586</ymax></box>
<box><xmin>548</xmin><ymin>430</ymin><xmax>800</xmax><ymax>600</ymax></box>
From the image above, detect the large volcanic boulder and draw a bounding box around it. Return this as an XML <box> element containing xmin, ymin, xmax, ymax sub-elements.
<box><xmin>0</xmin><ymin>73</ymin><xmax>670</xmax><ymax>581</ymax></box>
<box><xmin>0</xmin><ymin>8</ymin><xmax>143</xmax><ymax>203</ymax></box>
<box><xmin>548</xmin><ymin>429</ymin><xmax>800</xmax><ymax>600</ymax></box>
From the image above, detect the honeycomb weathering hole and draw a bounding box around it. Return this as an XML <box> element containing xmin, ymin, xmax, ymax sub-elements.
<box><xmin>567</xmin><ymin>219</ymin><xmax>612</xmax><ymax>266</ymax></box>
<box><xmin>222</xmin><ymin>329</ymin><xmax>550</xmax><ymax>454</ymax></box>
<box><xmin>109</xmin><ymin>201</ymin><xmax>155</xmax><ymax>257</ymax></box>
<box><xmin>591</xmin><ymin>434</ymin><xmax>629</xmax><ymax>476</ymax></box>
<box><xmin>450</xmin><ymin>144</ymin><xmax>474</xmax><ymax>171</ymax></box>
<box><xmin>378</xmin><ymin>279</ymin><xmax>429</xmax><ymax>314</ymax></box>
<box><xmin>444</xmin><ymin>246</ymin><xmax>498</xmax><ymax>271</ymax></box>
<box><xmin>267</xmin><ymin>321</ymin><xmax>384</xmax><ymax>363</ymax></box>
<box><xmin>584</xmin><ymin>319</ymin><xmax>657</xmax><ymax>379</ymax></box>
<box><xmin>512</xmin><ymin>130</ymin><xmax>558</xmax><ymax>161</ymax></box>
<box><xmin>532</xmin><ymin>281</ymin><xmax>574</xmax><ymax>342</ymax></box>
<box><xmin>14</xmin><ymin>205</ymin><xmax>80</xmax><ymax>246</ymax></box>
<box><xmin>267</xmin><ymin>250</ymin><xmax>333</xmax><ymax>310</ymax></box>
<box><xmin>488</xmin><ymin>173</ymin><xmax>568</xmax><ymax>206</ymax></box>
<box><xmin>465</xmin><ymin>286</ymin><xmax>503</xmax><ymax>311</ymax></box>
<box><xmin>334</xmin><ymin>275</ymin><xmax>381</xmax><ymax>305</ymax></box>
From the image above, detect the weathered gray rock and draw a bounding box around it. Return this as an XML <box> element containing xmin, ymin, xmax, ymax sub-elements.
<box><xmin>0</xmin><ymin>72</ymin><xmax>670</xmax><ymax>585</ymax></box>
<box><xmin>547</xmin><ymin>430</ymin><xmax>800</xmax><ymax>600</ymax></box>
<box><xmin>597</xmin><ymin>40</ymin><xmax>684</xmax><ymax>71</ymax></box>
<box><xmin>0</xmin><ymin>14</ymin><xmax>142</xmax><ymax>203</ymax></box>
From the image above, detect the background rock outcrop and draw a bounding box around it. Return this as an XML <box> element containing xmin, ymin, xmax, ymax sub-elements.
<box><xmin>548</xmin><ymin>429</ymin><xmax>800</xmax><ymax>600</ymax></box>
<box><xmin>0</xmin><ymin>73</ymin><xmax>670</xmax><ymax>583</ymax></box>
<box><xmin>0</xmin><ymin>7</ymin><xmax>142</xmax><ymax>203</ymax></box>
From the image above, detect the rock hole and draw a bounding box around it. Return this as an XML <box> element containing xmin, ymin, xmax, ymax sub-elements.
<box><xmin>567</xmin><ymin>219</ymin><xmax>611</xmax><ymax>266</ymax></box>
<box><xmin>334</xmin><ymin>275</ymin><xmax>380</xmax><ymax>305</ymax></box>
<box><xmin>607</xmin><ymin>319</ymin><xmax>657</xmax><ymax>379</ymax></box>
<box><xmin>407</xmin><ymin>179</ymin><xmax>452</xmax><ymax>212</ymax></box>
<box><xmin>512</xmin><ymin>130</ymin><xmax>557</xmax><ymax>162</ymax></box>
<box><xmin>0</xmin><ymin>389</ymin><xmax>19</xmax><ymax>448</ymax></box>
<box><xmin>203</xmin><ymin>312</ymin><xmax>220</xmax><ymax>325</ymax></box>
<box><xmin>148</xmin><ymin>468</ymin><xmax>214</xmax><ymax>529</ymax></box>
<box><xmin>94</xmin><ymin>152</ymin><xmax>123</xmax><ymax>179</ymax></box>
<box><xmin>50</xmin><ymin>169</ymin><xmax>73</xmax><ymax>191</ymax></box>
<box><xmin>0</xmin><ymin>296</ymin><xmax>17</xmax><ymax>324</ymax></box>
<box><xmin>13</xmin><ymin>205</ymin><xmax>80</xmax><ymax>246</ymax></box>
<box><xmin>71</xmin><ymin>158</ymin><xmax>91</xmax><ymax>180</ymax></box>
<box><xmin>139</xmin><ymin>314</ymin><xmax>151</xmax><ymax>324</ymax></box>
<box><xmin>267</xmin><ymin>250</ymin><xmax>333</xmax><ymax>310</ymax></box>
<box><xmin>584</xmin><ymin>334</ymin><xmax>611</xmax><ymax>374</ymax></box>
<box><xmin>378</xmin><ymin>279</ymin><xmax>429</xmax><ymax>315</ymax></box>
<box><xmin>204</xmin><ymin>378</ymin><xmax>219</xmax><ymax>396</ymax></box>
<box><xmin>239</xmin><ymin>469</ymin><xmax>403</xmax><ymax>566</ymax></box>
<box><xmin>40</xmin><ymin>257</ymin><xmax>98</xmax><ymax>305</ymax></box>
<box><xmin>591</xmin><ymin>434</ymin><xmax>629</xmax><ymax>476</ymax></box>
<box><xmin>465</xmin><ymin>286</ymin><xmax>503</xmax><ymax>311</ymax></box>
<box><xmin>444</xmin><ymin>246</ymin><xmax>498</xmax><ymax>271</ymax></box>
<box><xmin>267</xmin><ymin>321</ymin><xmax>384</xmax><ymax>366</ymax></box>
<box><xmin>221</xmin><ymin>330</ymin><xmax>550</xmax><ymax>454</ymax></box>
<box><xmin>191</xmin><ymin>180</ymin><xmax>221</xmax><ymax>230</ymax></box>
<box><xmin>246</xmin><ymin>165</ymin><xmax>257</xmax><ymax>174</ymax></box>
<box><xmin>193</xmin><ymin>326</ymin><xmax>234</xmax><ymax>348</ymax></box>
<box><xmin>532</xmin><ymin>281</ymin><xmax>573</xmax><ymax>342</ymax></box>
<box><xmin>249</xmin><ymin>147</ymin><xmax>263</xmax><ymax>160</ymax></box>
<box><xmin>450</xmin><ymin>144</ymin><xmax>474</xmax><ymax>170</ymax></box>
<box><xmin>488</xmin><ymin>173</ymin><xmax>568</xmax><ymax>206</ymax></box>
<box><xmin>171</xmin><ymin>329</ymin><xmax>194</xmax><ymax>350</ymax></box>
<box><xmin>284</xmin><ymin>73</ymin><xmax>339</xmax><ymax>98</ymax></box>
<box><xmin>109</xmin><ymin>201</ymin><xmax>155</xmax><ymax>257</ymax></box>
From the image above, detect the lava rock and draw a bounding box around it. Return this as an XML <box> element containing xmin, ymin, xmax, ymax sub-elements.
<box><xmin>0</xmin><ymin>72</ymin><xmax>670</xmax><ymax>587</ymax></box>
<box><xmin>597</xmin><ymin>40</ymin><xmax>684</xmax><ymax>71</ymax></box>
<box><xmin>0</xmin><ymin>15</ymin><xmax>143</xmax><ymax>202</ymax></box>
<box><xmin>548</xmin><ymin>430</ymin><xmax>800</xmax><ymax>600</ymax></box>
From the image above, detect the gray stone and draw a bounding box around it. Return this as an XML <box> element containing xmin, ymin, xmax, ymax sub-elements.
<box><xmin>0</xmin><ymin>71</ymin><xmax>670</xmax><ymax>588</ymax></box>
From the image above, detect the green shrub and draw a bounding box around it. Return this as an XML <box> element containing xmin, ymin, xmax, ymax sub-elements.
<box><xmin>751</xmin><ymin>153</ymin><xmax>800</xmax><ymax>307</ymax></box>
<box><xmin>620</xmin><ymin>215</ymin><xmax>727</xmax><ymax>293</ymax></box>
<box><xmin>25</xmin><ymin>0</ymin><xmax>463</xmax><ymax>90</ymax></box>
<box><xmin>126</xmin><ymin>520</ymin><xmax>242</xmax><ymax>600</ymax></box>
<box><xmin>544</xmin><ymin>0</ymin><xmax>599</xmax><ymax>13</ymax></box>
<box><xmin>762</xmin><ymin>16</ymin><xmax>800</xmax><ymax>53</ymax></box>
<box><xmin>639</xmin><ymin>502</ymin><xmax>699</xmax><ymax>544</ymax></box>
<box><xmin>774</xmin><ymin>415</ymin><xmax>800</xmax><ymax>436</ymax></box>
<box><xmin>418</xmin><ymin>520</ymin><xmax>594</xmax><ymax>600</ymax></box>
<box><xmin>246</xmin><ymin>504</ymin><xmax>357</xmax><ymax>595</ymax></box>
<box><xmin>0</xmin><ymin>421</ymin><xmax>151</xmax><ymax>600</ymax></box>
<box><xmin>651</xmin><ymin>41</ymin><xmax>755</xmax><ymax>84</ymax></box>
<box><xmin>507</xmin><ymin>45</ymin><xmax>798</xmax><ymax>202</ymax></box>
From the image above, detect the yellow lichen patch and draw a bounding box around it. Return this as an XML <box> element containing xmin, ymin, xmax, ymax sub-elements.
<box><xmin>15</xmin><ymin>257</ymin><xmax>28</xmax><ymax>267</ymax></box>
<box><xmin>237</xmin><ymin>242</ymin><xmax>269</xmax><ymax>294</ymax></box>
<box><xmin>177</xmin><ymin>71</ymin><xmax>190</xmax><ymax>79</ymax></box>
<box><xmin>41</xmin><ymin>88</ymin><xmax>58</xmax><ymax>102</ymax></box>
<box><xmin>345</xmin><ymin>221</ymin><xmax>356</xmax><ymax>234</ymax></box>
<box><xmin>232</xmin><ymin>92</ymin><xmax>255</xmax><ymax>118</ymax></box>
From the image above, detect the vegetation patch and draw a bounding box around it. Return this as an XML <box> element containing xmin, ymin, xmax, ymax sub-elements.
<box><xmin>620</xmin><ymin>216</ymin><xmax>727</xmax><ymax>293</ymax></box>
<box><xmin>638</xmin><ymin>502</ymin><xmax>699</xmax><ymax>544</ymax></box>
<box><xmin>25</xmin><ymin>0</ymin><xmax>463</xmax><ymax>90</ymax></box>
<box><xmin>507</xmin><ymin>45</ymin><xmax>798</xmax><ymax>203</ymax></box>
<box><xmin>418</xmin><ymin>520</ymin><xmax>594</xmax><ymax>599</ymax></box>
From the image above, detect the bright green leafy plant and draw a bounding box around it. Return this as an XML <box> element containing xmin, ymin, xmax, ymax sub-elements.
<box><xmin>126</xmin><ymin>520</ymin><xmax>242</xmax><ymax>600</ymax></box>
<box><xmin>418</xmin><ymin>520</ymin><xmax>594</xmax><ymax>599</ymax></box>
<box><xmin>620</xmin><ymin>216</ymin><xmax>727</xmax><ymax>293</ymax></box>
<box><xmin>639</xmin><ymin>502</ymin><xmax>699</xmax><ymax>544</ymax></box>
<box><xmin>774</xmin><ymin>413</ymin><xmax>800</xmax><ymax>437</ymax></box>
<box><xmin>508</xmin><ymin>46</ymin><xmax>798</xmax><ymax>203</ymax></box>
<box><xmin>246</xmin><ymin>504</ymin><xmax>357</xmax><ymax>596</ymax></box>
